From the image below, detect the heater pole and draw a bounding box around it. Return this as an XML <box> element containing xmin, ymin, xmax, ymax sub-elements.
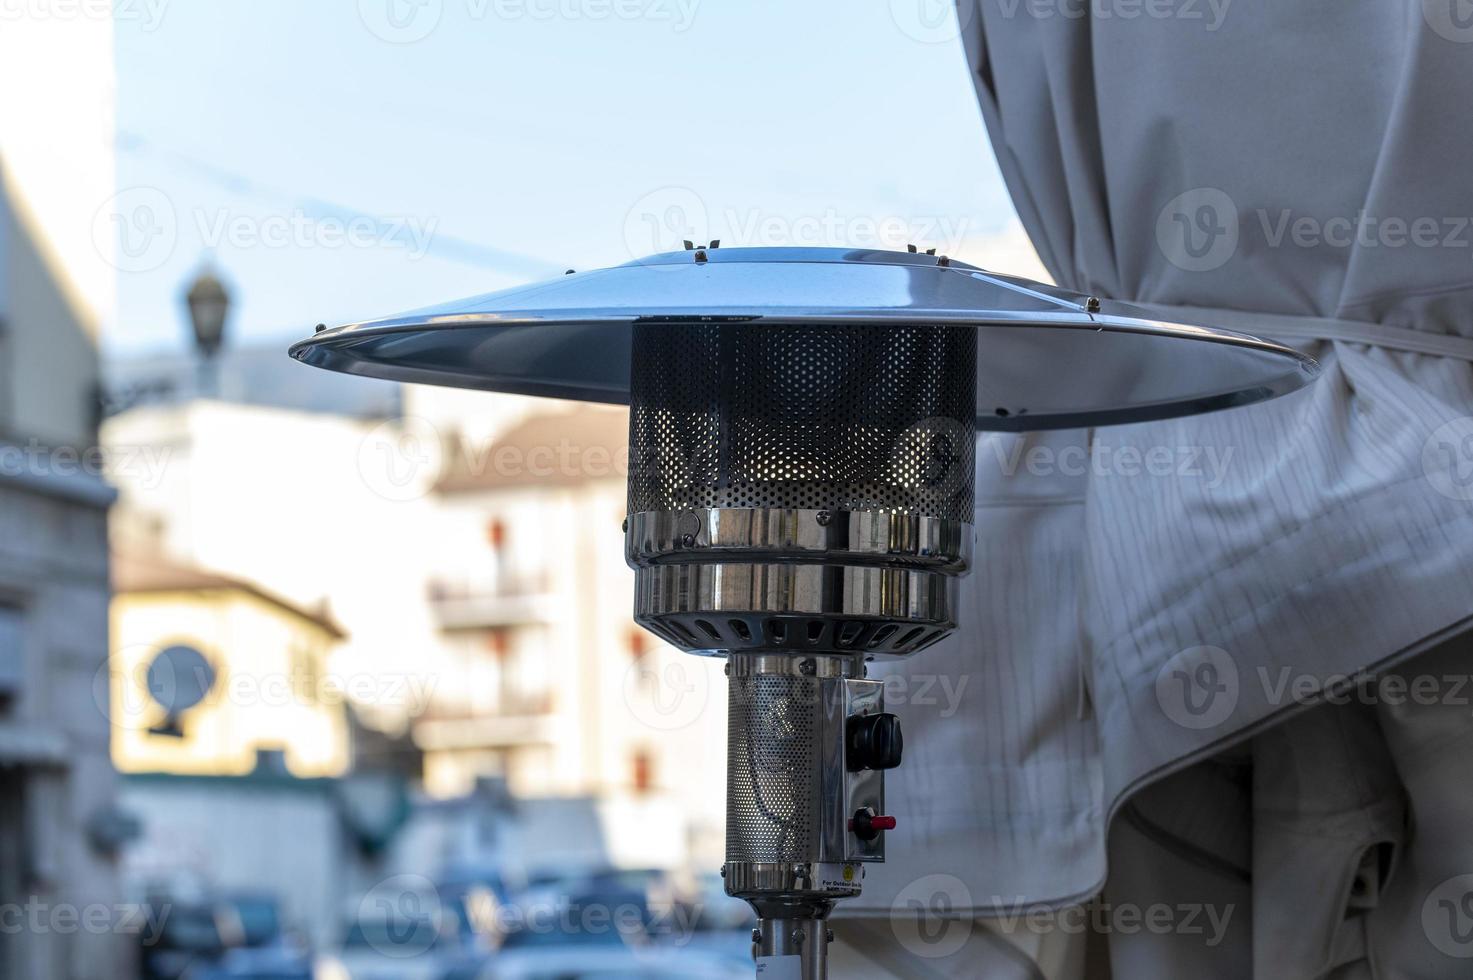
<box><xmin>754</xmin><ymin>916</ymin><xmax>829</xmax><ymax>979</ymax></box>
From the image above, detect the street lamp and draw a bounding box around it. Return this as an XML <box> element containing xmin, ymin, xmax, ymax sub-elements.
<box><xmin>185</xmin><ymin>267</ymin><xmax>230</xmax><ymax>395</ymax></box>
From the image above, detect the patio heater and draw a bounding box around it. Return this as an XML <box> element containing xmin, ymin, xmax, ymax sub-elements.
<box><xmin>291</xmin><ymin>245</ymin><xmax>1317</xmax><ymax>978</ymax></box>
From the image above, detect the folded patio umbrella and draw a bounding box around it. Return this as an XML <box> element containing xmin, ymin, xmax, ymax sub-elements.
<box><xmin>847</xmin><ymin>4</ymin><xmax>1473</xmax><ymax>976</ymax></box>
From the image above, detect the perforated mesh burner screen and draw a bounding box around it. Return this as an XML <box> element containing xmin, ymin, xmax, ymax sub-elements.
<box><xmin>628</xmin><ymin>322</ymin><xmax>976</xmax><ymax>520</ymax></box>
<box><xmin>726</xmin><ymin>672</ymin><xmax>818</xmax><ymax>863</ymax></box>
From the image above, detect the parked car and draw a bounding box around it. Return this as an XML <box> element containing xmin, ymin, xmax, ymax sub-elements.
<box><xmin>441</xmin><ymin>944</ymin><xmax>751</xmax><ymax>980</ymax></box>
<box><xmin>143</xmin><ymin>892</ymin><xmax>311</xmax><ymax>980</ymax></box>
<box><xmin>183</xmin><ymin>945</ymin><xmax>315</xmax><ymax>980</ymax></box>
<box><xmin>334</xmin><ymin>909</ymin><xmax>469</xmax><ymax>980</ymax></box>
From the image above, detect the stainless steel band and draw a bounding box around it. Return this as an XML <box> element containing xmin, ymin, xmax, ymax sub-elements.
<box><xmin>625</xmin><ymin>508</ymin><xmax>971</xmax><ymax>572</ymax></box>
<box><xmin>625</xmin><ymin>508</ymin><xmax>973</xmax><ymax>658</ymax></box>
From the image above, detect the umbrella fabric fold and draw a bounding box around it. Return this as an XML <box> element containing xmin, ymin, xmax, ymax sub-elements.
<box><xmin>847</xmin><ymin>2</ymin><xmax>1473</xmax><ymax>975</ymax></box>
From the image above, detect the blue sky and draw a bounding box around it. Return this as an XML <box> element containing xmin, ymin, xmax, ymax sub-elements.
<box><xmin>110</xmin><ymin>0</ymin><xmax>1022</xmax><ymax>357</ymax></box>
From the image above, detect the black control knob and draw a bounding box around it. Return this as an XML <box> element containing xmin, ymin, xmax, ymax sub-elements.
<box><xmin>847</xmin><ymin>712</ymin><xmax>903</xmax><ymax>771</ymax></box>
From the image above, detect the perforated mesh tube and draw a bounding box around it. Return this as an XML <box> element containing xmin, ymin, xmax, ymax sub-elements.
<box><xmin>726</xmin><ymin>670</ymin><xmax>820</xmax><ymax>863</ymax></box>
<box><xmin>628</xmin><ymin>322</ymin><xmax>977</xmax><ymax>521</ymax></box>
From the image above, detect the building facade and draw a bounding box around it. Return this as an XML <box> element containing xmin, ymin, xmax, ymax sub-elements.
<box><xmin>0</xmin><ymin>14</ymin><xmax>128</xmax><ymax>978</ymax></box>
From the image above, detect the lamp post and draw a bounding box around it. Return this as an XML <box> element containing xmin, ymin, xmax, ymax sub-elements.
<box><xmin>184</xmin><ymin>267</ymin><xmax>230</xmax><ymax>397</ymax></box>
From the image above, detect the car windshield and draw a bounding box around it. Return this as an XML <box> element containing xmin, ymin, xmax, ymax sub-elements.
<box><xmin>343</xmin><ymin>917</ymin><xmax>441</xmax><ymax>950</ymax></box>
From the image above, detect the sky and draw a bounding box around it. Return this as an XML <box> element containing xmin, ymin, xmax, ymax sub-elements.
<box><xmin>108</xmin><ymin>0</ymin><xmax>1032</xmax><ymax>358</ymax></box>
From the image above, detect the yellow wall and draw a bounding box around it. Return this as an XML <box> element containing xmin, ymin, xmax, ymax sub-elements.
<box><xmin>110</xmin><ymin>589</ymin><xmax>349</xmax><ymax>777</ymax></box>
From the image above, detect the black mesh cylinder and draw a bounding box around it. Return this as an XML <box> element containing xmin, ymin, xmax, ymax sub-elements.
<box><xmin>628</xmin><ymin>322</ymin><xmax>977</xmax><ymax>521</ymax></box>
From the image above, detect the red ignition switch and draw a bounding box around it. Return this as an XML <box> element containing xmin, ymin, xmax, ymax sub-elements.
<box><xmin>849</xmin><ymin>809</ymin><xmax>898</xmax><ymax>841</ymax></box>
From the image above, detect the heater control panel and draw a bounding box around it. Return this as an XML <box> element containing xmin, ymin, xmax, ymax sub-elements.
<box><xmin>819</xmin><ymin>676</ymin><xmax>899</xmax><ymax>864</ymax></box>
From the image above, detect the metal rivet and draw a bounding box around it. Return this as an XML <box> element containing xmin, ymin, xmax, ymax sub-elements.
<box><xmin>681</xmin><ymin>533</ymin><xmax>695</xmax><ymax>547</ymax></box>
<box><xmin>815</xmin><ymin>511</ymin><xmax>831</xmax><ymax>526</ymax></box>
<box><xmin>799</xmin><ymin>659</ymin><xmax>816</xmax><ymax>676</ymax></box>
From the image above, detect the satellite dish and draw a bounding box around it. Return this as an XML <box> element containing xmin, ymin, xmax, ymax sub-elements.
<box><xmin>146</xmin><ymin>644</ymin><xmax>216</xmax><ymax>736</ymax></box>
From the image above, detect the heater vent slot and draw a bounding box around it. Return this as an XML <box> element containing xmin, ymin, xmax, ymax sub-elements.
<box><xmin>629</xmin><ymin>322</ymin><xmax>976</xmax><ymax>522</ymax></box>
